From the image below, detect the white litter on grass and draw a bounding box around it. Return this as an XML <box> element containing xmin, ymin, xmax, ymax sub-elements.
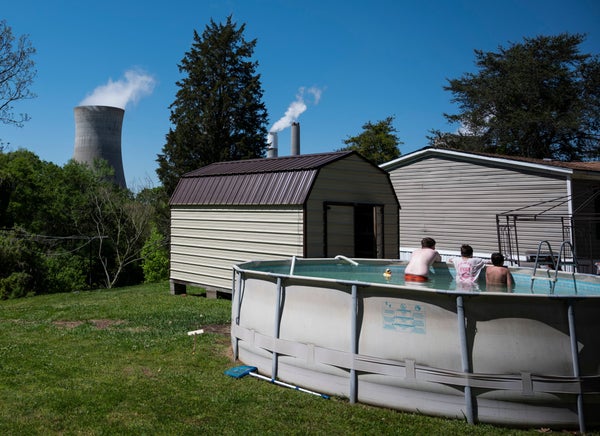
<box><xmin>188</xmin><ymin>329</ymin><xmax>204</xmax><ymax>354</ymax></box>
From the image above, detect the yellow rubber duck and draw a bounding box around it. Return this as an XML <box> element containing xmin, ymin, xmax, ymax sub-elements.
<box><xmin>383</xmin><ymin>268</ymin><xmax>392</xmax><ymax>280</ymax></box>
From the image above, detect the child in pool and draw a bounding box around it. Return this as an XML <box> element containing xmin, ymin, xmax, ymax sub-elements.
<box><xmin>485</xmin><ymin>252</ymin><xmax>514</xmax><ymax>292</ymax></box>
<box><xmin>449</xmin><ymin>244</ymin><xmax>486</xmax><ymax>291</ymax></box>
<box><xmin>404</xmin><ymin>237</ymin><xmax>441</xmax><ymax>282</ymax></box>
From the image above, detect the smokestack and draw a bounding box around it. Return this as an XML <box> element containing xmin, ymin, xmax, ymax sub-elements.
<box><xmin>291</xmin><ymin>122</ymin><xmax>300</xmax><ymax>155</ymax></box>
<box><xmin>267</xmin><ymin>132</ymin><xmax>278</xmax><ymax>158</ymax></box>
<box><xmin>73</xmin><ymin>105</ymin><xmax>127</xmax><ymax>188</ymax></box>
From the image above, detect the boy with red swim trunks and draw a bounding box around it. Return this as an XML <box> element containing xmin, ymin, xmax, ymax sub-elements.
<box><xmin>404</xmin><ymin>237</ymin><xmax>441</xmax><ymax>282</ymax></box>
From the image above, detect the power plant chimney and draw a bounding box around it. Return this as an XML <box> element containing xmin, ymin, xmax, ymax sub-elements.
<box><xmin>267</xmin><ymin>131</ymin><xmax>278</xmax><ymax>158</ymax></box>
<box><xmin>73</xmin><ymin>105</ymin><xmax>127</xmax><ymax>188</ymax></box>
<box><xmin>291</xmin><ymin>122</ymin><xmax>300</xmax><ymax>155</ymax></box>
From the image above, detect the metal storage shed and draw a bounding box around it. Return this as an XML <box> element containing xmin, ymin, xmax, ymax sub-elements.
<box><xmin>169</xmin><ymin>151</ymin><xmax>400</xmax><ymax>295</ymax></box>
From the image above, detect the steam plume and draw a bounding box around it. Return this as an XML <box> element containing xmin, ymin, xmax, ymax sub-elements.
<box><xmin>79</xmin><ymin>69</ymin><xmax>156</xmax><ymax>109</ymax></box>
<box><xmin>269</xmin><ymin>86</ymin><xmax>323</xmax><ymax>135</ymax></box>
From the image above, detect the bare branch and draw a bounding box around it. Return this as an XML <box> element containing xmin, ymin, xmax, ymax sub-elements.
<box><xmin>0</xmin><ymin>20</ymin><xmax>37</xmax><ymax>127</ymax></box>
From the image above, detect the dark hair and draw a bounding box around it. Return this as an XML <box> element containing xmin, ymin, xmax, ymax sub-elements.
<box><xmin>460</xmin><ymin>244</ymin><xmax>473</xmax><ymax>257</ymax></box>
<box><xmin>491</xmin><ymin>252</ymin><xmax>505</xmax><ymax>266</ymax></box>
<box><xmin>421</xmin><ymin>237</ymin><xmax>436</xmax><ymax>248</ymax></box>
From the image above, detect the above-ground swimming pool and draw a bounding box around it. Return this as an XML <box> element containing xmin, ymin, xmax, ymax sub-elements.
<box><xmin>231</xmin><ymin>258</ymin><xmax>600</xmax><ymax>432</ymax></box>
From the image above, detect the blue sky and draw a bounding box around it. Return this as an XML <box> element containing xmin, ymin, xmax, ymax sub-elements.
<box><xmin>3</xmin><ymin>0</ymin><xmax>599</xmax><ymax>189</ymax></box>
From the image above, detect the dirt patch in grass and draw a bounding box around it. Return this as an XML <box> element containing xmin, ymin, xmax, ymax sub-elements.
<box><xmin>193</xmin><ymin>324</ymin><xmax>233</xmax><ymax>359</ymax></box>
<box><xmin>90</xmin><ymin>319</ymin><xmax>125</xmax><ymax>329</ymax></box>
<box><xmin>224</xmin><ymin>343</ymin><xmax>234</xmax><ymax>360</ymax></box>
<box><xmin>53</xmin><ymin>320</ymin><xmax>85</xmax><ymax>329</ymax></box>
<box><xmin>53</xmin><ymin>319</ymin><xmax>125</xmax><ymax>329</ymax></box>
<box><xmin>202</xmin><ymin>324</ymin><xmax>230</xmax><ymax>335</ymax></box>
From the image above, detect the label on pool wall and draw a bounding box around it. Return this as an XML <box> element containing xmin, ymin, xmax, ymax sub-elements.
<box><xmin>382</xmin><ymin>300</ymin><xmax>426</xmax><ymax>334</ymax></box>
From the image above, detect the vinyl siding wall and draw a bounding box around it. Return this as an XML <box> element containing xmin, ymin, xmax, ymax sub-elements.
<box><xmin>305</xmin><ymin>155</ymin><xmax>400</xmax><ymax>258</ymax></box>
<box><xmin>387</xmin><ymin>157</ymin><xmax>570</xmax><ymax>259</ymax></box>
<box><xmin>170</xmin><ymin>206</ymin><xmax>304</xmax><ymax>291</ymax></box>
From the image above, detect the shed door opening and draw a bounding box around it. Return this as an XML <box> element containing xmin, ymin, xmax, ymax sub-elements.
<box><xmin>355</xmin><ymin>204</ymin><xmax>377</xmax><ymax>258</ymax></box>
<box><xmin>324</xmin><ymin>202</ymin><xmax>383</xmax><ymax>258</ymax></box>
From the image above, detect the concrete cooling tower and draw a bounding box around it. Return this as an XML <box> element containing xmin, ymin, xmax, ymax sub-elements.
<box><xmin>73</xmin><ymin>105</ymin><xmax>127</xmax><ymax>188</ymax></box>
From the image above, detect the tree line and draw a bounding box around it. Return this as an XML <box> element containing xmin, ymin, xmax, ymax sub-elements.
<box><xmin>0</xmin><ymin>150</ymin><xmax>170</xmax><ymax>298</ymax></box>
<box><xmin>157</xmin><ymin>18</ymin><xmax>598</xmax><ymax>178</ymax></box>
<box><xmin>1</xmin><ymin>17</ymin><xmax>598</xmax><ymax>298</ymax></box>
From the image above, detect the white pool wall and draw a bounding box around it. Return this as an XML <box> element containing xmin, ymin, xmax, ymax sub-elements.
<box><xmin>231</xmin><ymin>259</ymin><xmax>600</xmax><ymax>431</ymax></box>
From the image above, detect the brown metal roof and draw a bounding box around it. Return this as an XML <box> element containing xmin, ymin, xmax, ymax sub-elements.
<box><xmin>183</xmin><ymin>151</ymin><xmax>353</xmax><ymax>177</ymax></box>
<box><xmin>504</xmin><ymin>156</ymin><xmax>600</xmax><ymax>172</ymax></box>
<box><xmin>170</xmin><ymin>151</ymin><xmax>354</xmax><ymax>206</ymax></box>
<box><xmin>435</xmin><ymin>147</ymin><xmax>600</xmax><ymax>172</ymax></box>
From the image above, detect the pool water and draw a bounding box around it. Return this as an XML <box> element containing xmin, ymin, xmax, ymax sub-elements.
<box><xmin>254</xmin><ymin>261</ymin><xmax>600</xmax><ymax>296</ymax></box>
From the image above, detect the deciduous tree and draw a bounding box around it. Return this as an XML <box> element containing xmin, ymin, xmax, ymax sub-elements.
<box><xmin>84</xmin><ymin>167</ymin><xmax>153</xmax><ymax>288</ymax></box>
<box><xmin>339</xmin><ymin>116</ymin><xmax>402</xmax><ymax>165</ymax></box>
<box><xmin>434</xmin><ymin>33</ymin><xmax>600</xmax><ymax>161</ymax></box>
<box><xmin>0</xmin><ymin>20</ymin><xmax>36</xmax><ymax>129</ymax></box>
<box><xmin>0</xmin><ymin>150</ymin><xmax>156</xmax><ymax>294</ymax></box>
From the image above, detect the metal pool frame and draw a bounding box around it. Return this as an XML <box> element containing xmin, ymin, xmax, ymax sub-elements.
<box><xmin>231</xmin><ymin>258</ymin><xmax>600</xmax><ymax>432</ymax></box>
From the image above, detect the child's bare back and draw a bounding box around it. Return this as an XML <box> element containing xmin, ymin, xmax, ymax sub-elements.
<box><xmin>486</xmin><ymin>265</ymin><xmax>511</xmax><ymax>285</ymax></box>
<box><xmin>485</xmin><ymin>253</ymin><xmax>514</xmax><ymax>290</ymax></box>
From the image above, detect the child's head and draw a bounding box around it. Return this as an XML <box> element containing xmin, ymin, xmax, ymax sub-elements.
<box><xmin>421</xmin><ymin>237</ymin><xmax>436</xmax><ymax>249</ymax></box>
<box><xmin>460</xmin><ymin>244</ymin><xmax>473</xmax><ymax>257</ymax></box>
<box><xmin>491</xmin><ymin>252</ymin><xmax>505</xmax><ymax>266</ymax></box>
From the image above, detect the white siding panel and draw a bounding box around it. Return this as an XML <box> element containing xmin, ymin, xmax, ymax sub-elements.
<box><xmin>171</xmin><ymin>228</ymin><xmax>301</xmax><ymax>246</ymax></box>
<box><xmin>172</xmin><ymin>219</ymin><xmax>298</xmax><ymax>234</ymax></box>
<box><xmin>389</xmin><ymin>157</ymin><xmax>569</xmax><ymax>256</ymax></box>
<box><xmin>170</xmin><ymin>206</ymin><xmax>304</xmax><ymax>291</ymax></box>
<box><xmin>171</xmin><ymin>209</ymin><xmax>303</xmax><ymax>222</ymax></box>
<box><xmin>171</xmin><ymin>237</ymin><xmax>302</xmax><ymax>257</ymax></box>
<box><xmin>170</xmin><ymin>270</ymin><xmax>232</xmax><ymax>291</ymax></box>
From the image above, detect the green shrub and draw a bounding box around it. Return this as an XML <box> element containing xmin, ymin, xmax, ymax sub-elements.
<box><xmin>0</xmin><ymin>230</ymin><xmax>46</xmax><ymax>298</ymax></box>
<box><xmin>0</xmin><ymin>231</ymin><xmax>23</xmax><ymax>275</ymax></box>
<box><xmin>44</xmin><ymin>253</ymin><xmax>88</xmax><ymax>293</ymax></box>
<box><xmin>0</xmin><ymin>271</ymin><xmax>33</xmax><ymax>299</ymax></box>
<box><xmin>141</xmin><ymin>226</ymin><xmax>169</xmax><ymax>283</ymax></box>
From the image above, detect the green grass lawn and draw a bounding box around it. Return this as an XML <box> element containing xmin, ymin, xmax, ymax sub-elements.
<box><xmin>0</xmin><ymin>282</ymin><xmax>571</xmax><ymax>435</ymax></box>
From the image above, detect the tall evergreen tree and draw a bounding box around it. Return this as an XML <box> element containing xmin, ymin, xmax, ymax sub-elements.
<box><xmin>157</xmin><ymin>16</ymin><xmax>269</xmax><ymax>194</ymax></box>
<box><xmin>432</xmin><ymin>33</ymin><xmax>600</xmax><ymax>161</ymax></box>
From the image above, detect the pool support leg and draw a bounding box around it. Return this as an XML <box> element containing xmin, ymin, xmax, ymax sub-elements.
<box><xmin>567</xmin><ymin>300</ymin><xmax>585</xmax><ymax>434</ymax></box>
<box><xmin>456</xmin><ymin>296</ymin><xmax>474</xmax><ymax>425</ymax></box>
<box><xmin>272</xmin><ymin>277</ymin><xmax>283</xmax><ymax>379</ymax></box>
<box><xmin>232</xmin><ymin>269</ymin><xmax>244</xmax><ymax>361</ymax></box>
<box><xmin>350</xmin><ymin>284</ymin><xmax>358</xmax><ymax>404</ymax></box>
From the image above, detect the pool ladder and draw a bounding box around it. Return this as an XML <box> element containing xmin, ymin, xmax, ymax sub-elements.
<box><xmin>530</xmin><ymin>240</ymin><xmax>578</xmax><ymax>294</ymax></box>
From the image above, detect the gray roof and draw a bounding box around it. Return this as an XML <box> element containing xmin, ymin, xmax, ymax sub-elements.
<box><xmin>170</xmin><ymin>151</ymin><xmax>355</xmax><ymax>206</ymax></box>
<box><xmin>381</xmin><ymin>147</ymin><xmax>600</xmax><ymax>178</ymax></box>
